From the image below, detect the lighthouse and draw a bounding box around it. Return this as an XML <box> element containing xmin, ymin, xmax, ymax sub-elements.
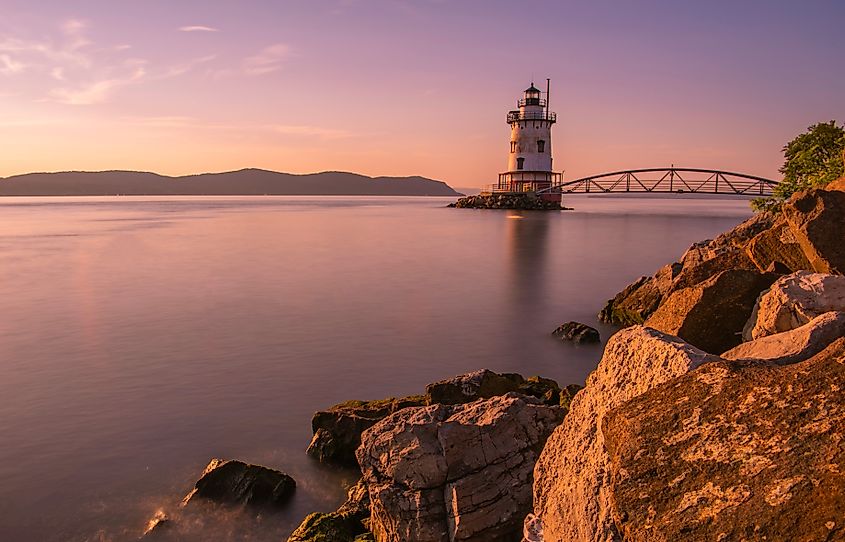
<box><xmin>496</xmin><ymin>80</ymin><xmax>561</xmax><ymax>203</ymax></box>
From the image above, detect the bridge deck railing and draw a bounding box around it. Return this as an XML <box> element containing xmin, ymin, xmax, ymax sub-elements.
<box><xmin>536</xmin><ymin>167</ymin><xmax>779</xmax><ymax>197</ymax></box>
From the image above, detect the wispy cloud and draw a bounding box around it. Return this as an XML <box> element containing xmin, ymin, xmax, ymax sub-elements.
<box><xmin>0</xmin><ymin>19</ymin><xmax>224</xmax><ymax>105</ymax></box>
<box><xmin>244</xmin><ymin>43</ymin><xmax>290</xmax><ymax>76</ymax></box>
<box><xmin>0</xmin><ymin>54</ymin><xmax>25</xmax><ymax>75</ymax></box>
<box><xmin>179</xmin><ymin>25</ymin><xmax>219</xmax><ymax>33</ymax></box>
<box><xmin>49</xmin><ymin>63</ymin><xmax>146</xmax><ymax>105</ymax></box>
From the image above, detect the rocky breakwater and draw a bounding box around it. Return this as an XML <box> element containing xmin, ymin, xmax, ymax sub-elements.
<box><xmin>448</xmin><ymin>193</ymin><xmax>566</xmax><ymax>210</ymax></box>
<box><xmin>529</xmin><ymin>182</ymin><xmax>845</xmax><ymax>540</ymax></box>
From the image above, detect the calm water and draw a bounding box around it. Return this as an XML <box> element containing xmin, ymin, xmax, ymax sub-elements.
<box><xmin>0</xmin><ymin>195</ymin><xmax>752</xmax><ymax>541</ymax></box>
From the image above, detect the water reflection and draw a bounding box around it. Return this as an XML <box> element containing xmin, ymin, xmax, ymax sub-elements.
<box><xmin>506</xmin><ymin>211</ymin><xmax>550</xmax><ymax>309</ymax></box>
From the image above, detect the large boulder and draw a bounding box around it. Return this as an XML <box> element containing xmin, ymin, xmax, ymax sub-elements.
<box><xmin>357</xmin><ymin>393</ymin><xmax>566</xmax><ymax>542</ymax></box>
<box><xmin>782</xmin><ymin>188</ymin><xmax>845</xmax><ymax>274</ymax></box>
<box><xmin>644</xmin><ymin>269</ymin><xmax>778</xmax><ymax>354</ymax></box>
<box><xmin>531</xmin><ymin>326</ymin><xmax>720</xmax><ymax>542</ymax></box>
<box><xmin>724</xmin><ymin>311</ymin><xmax>845</xmax><ymax>365</ymax></box>
<box><xmin>745</xmin><ymin>216</ymin><xmax>813</xmax><ymax>273</ymax></box>
<box><xmin>602</xmin><ymin>338</ymin><xmax>845</xmax><ymax>542</ymax></box>
<box><xmin>668</xmin><ymin>248</ymin><xmax>759</xmax><ymax>292</ymax></box>
<box><xmin>743</xmin><ymin>271</ymin><xmax>845</xmax><ymax>340</ymax></box>
<box><xmin>182</xmin><ymin>459</ymin><xmax>295</xmax><ymax>508</ymax></box>
<box><xmin>308</xmin><ymin>396</ymin><xmax>427</xmax><ymax>466</ymax></box>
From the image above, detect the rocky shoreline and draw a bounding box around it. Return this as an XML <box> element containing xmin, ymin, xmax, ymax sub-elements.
<box><xmin>141</xmin><ymin>178</ymin><xmax>845</xmax><ymax>541</ymax></box>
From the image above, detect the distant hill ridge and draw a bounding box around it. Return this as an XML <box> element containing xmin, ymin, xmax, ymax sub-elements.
<box><xmin>0</xmin><ymin>168</ymin><xmax>462</xmax><ymax>196</ymax></box>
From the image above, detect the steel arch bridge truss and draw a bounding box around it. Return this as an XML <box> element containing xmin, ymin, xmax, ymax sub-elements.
<box><xmin>538</xmin><ymin>167</ymin><xmax>779</xmax><ymax>196</ymax></box>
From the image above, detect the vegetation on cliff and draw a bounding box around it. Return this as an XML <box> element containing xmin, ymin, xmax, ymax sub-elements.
<box><xmin>752</xmin><ymin>120</ymin><xmax>845</xmax><ymax>211</ymax></box>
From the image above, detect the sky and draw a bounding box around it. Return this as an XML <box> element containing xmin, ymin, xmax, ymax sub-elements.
<box><xmin>0</xmin><ymin>0</ymin><xmax>843</xmax><ymax>187</ymax></box>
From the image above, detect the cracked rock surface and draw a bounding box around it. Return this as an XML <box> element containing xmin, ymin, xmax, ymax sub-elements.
<box><xmin>603</xmin><ymin>338</ymin><xmax>845</xmax><ymax>542</ymax></box>
<box><xmin>356</xmin><ymin>393</ymin><xmax>565</xmax><ymax>542</ymax></box>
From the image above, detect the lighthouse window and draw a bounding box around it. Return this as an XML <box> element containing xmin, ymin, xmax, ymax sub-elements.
<box><xmin>510</xmin><ymin>141</ymin><xmax>517</xmax><ymax>153</ymax></box>
<box><xmin>537</xmin><ymin>140</ymin><xmax>545</xmax><ymax>153</ymax></box>
<box><xmin>516</xmin><ymin>157</ymin><xmax>525</xmax><ymax>170</ymax></box>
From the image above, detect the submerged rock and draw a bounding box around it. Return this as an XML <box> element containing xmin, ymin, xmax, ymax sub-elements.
<box><xmin>357</xmin><ymin>393</ymin><xmax>566</xmax><ymax>542</ymax></box>
<box><xmin>139</xmin><ymin>510</ymin><xmax>171</xmax><ymax>540</ymax></box>
<box><xmin>308</xmin><ymin>395</ymin><xmax>427</xmax><ymax>466</ymax></box>
<box><xmin>644</xmin><ymin>269</ymin><xmax>778</xmax><ymax>354</ymax></box>
<box><xmin>531</xmin><ymin>326</ymin><xmax>719</xmax><ymax>542</ymax></box>
<box><xmin>724</xmin><ymin>311</ymin><xmax>845</xmax><ymax>365</ymax></box>
<box><xmin>551</xmin><ymin>321</ymin><xmax>600</xmax><ymax>344</ymax></box>
<box><xmin>743</xmin><ymin>271</ymin><xmax>845</xmax><ymax>340</ymax></box>
<box><xmin>603</xmin><ymin>338</ymin><xmax>845</xmax><ymax>542</ymax></box>
<box><xmin>182</xmin><ymin>459</ymin><xmax>295</xmax><ymax>508</ymax></box>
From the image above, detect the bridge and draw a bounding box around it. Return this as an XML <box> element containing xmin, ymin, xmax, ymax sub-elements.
<box><xmin>535</xmin><ymin>167</ymin><xmax>779</xmax><ymax>197</ymax></box>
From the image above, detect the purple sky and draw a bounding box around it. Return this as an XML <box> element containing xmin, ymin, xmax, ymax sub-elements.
<box><xmin>0</xmin><ymin>0</ymin><xmax>842</xmax><ymax>186</ymax></box>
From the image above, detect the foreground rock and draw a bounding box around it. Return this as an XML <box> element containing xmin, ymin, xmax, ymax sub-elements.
<box><xmin>603</xmin><ymin>338</ymin><xmax>845</xmax><ymax>542</ymax></box>
<box><xmin>308</xmin><ymin>395</ymin><xmax>427</xmax><ymax>466</ymax></box>
<box><xmin>782</xmin><ymin>187</ymin><xmax>845</xmax><ymax>274</ymax></box>
<box><xmin>448</xmin><ymin>194</ymin><xmax>564</xmax><ymax>210</ymax></box>
<box><xmin>724</xmin><ymin>311</ymin><xmax>845</xmax><ymax>365</ymax></box>
<box><xmin>743</xmin><ymin>271</ymin><xmax>845</xmax><ymax>340</ymax></box>
<box><xmin>644</xmin><ymin>269</ymin><xmax>778</xmax><ymax>354</ymax></box>
<box><xmin>357</xmin><ymin>393</ymin><xmax>566</xmax><ymax>542</ymax></box>
<box><xmin>551</xmin><ymin>321</ymin><xmax>600</xmax><ymax>344</ymax></box>
<box><xmin>287</xmin><ymin>479</ymin><xmax>372</xmax><ymax>542</ymax></box>
<box><xmin>182</xmin><ymin>459</ymin><xmax>295</xmax><ymax>508</ymax></box>
<box><xmin>531</xmin><ymin>326</ymin><xmax>719</xmax><ymax>542</ymax></box>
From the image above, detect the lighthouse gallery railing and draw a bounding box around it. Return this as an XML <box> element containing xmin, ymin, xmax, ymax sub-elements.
<box><xmin>506</xmin><ymin>111</ymin><xmax>557</xmax><ymax>123</ymax></box>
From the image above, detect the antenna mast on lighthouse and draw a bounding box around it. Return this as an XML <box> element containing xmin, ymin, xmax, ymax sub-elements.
<box><xmin>546</xmin><ymin>78</ymin><xmax>550</xmax><ymax>117</ymax></box>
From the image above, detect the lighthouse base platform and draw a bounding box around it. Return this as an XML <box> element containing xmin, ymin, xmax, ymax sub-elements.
<box><xmin>449</xmin><ymin>193</ymin><xmax>569</xmax><ymax>211</ymax></box>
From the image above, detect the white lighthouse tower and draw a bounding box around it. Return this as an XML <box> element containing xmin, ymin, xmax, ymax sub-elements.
<box><xmin>497</xmin><ymin>80</ymin><xmax>561</xmax><ymax>202</ymax></box>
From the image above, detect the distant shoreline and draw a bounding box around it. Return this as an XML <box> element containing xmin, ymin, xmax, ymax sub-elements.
<box><xmin>0</xmin><ymin>168</ymin><xmax>463</xmax><ymax>197</ymax></box>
